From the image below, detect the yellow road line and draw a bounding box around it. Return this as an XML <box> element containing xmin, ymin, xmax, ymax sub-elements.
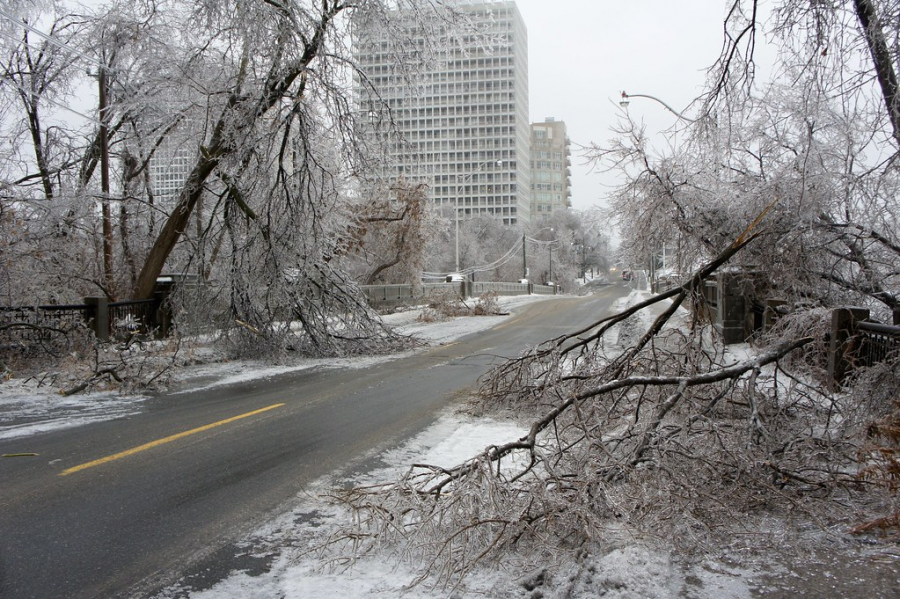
<box><xmin>59</xmin><ymin>403</ymin><xmax>285</xmax><ymax>476</ymax></box>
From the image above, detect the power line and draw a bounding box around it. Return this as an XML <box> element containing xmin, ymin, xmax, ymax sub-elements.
<box><xmin>524</xmin><ymin>235</ymin><xmax>558</xmax><ymax>246</ymax></box>
<box><xmin>0</xmin><ymin>76</ymin><xmax>101</xmax><ymax>125</ymax></box>
<box><xmin>423</xmin><ymin>236</ymin><xmax>525</xmax><ymax>278</ymax></box>
<box><xmin>0</xmin><ymin>7</ymin><xmax>112</xmax><ymax>73</ymax></box>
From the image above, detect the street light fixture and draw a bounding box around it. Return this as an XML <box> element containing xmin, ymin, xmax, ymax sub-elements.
<box><xmin>619</xmin><ymin>91</ymin><xmax>696</xmax><ymax>123</ymax></box>
<box><xmin>455</xmin><ymin>159</ymin><xmax>503</xmax><ymax>273</ymax></box>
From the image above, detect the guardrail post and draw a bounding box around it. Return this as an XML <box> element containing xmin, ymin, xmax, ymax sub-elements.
<box><xmin>83</xmin><ymin>296</ymin><xmax>109</xmax><ymax>342</ymax></box>
<box><xmin>827</xmin><ymin>307</ymin><xmax>869</xmax><ymax>389</ymax></box>
<box><xmin>153</xmin><ymin>292</ymin><xmax>171</xmax><ymax>338</ymax></box>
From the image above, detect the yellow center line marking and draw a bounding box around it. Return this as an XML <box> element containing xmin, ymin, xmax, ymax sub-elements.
<box><xmin>59</xmin><ymin>403</ymin><xmax>285</xmax><ymax>477</ymax></box>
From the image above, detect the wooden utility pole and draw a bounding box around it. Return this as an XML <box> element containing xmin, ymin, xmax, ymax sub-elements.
<box><xmin>522</xmin><ymin>234</ymin><xmax>527</xmax><ymax>279</ymax></box>
<box><xmin>99</xmin><ymin>68</ymin><xmax>115</xmax><ymax>298</ymax></box>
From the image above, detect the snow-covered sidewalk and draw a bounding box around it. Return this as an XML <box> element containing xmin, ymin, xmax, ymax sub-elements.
<box><xmin>0</xmin><ymin>294</ymin><xmax>550</xmax><ymax>441</ymax></box>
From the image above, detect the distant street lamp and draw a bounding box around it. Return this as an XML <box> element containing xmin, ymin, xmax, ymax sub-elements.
<box><xmin>619</xmin><ymin>91</ymin><xmax>696</xmax><ymax>123</ymax></box>
<box><xmin>575</xmin><ymin>239</ymin><xmax>591</xmax><ymax>279</ymax></box>
<box><xmin>455</xmin><ymin>160</ymin><xmax>503</xmax><ymax>273</ymax></box>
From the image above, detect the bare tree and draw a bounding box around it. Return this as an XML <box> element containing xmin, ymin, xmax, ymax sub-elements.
<box><xmin>344</xmin><ymin>180</ymin><xmax>430</xmax><ymax>286</ymax></box>
<box><xmin>2</xmin><ymin>0</ymin><xmax>502</xmax><ymax>359</ymax></box>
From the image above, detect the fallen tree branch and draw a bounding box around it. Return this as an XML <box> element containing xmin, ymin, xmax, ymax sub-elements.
<box><xmin>429</xmin><ymin>336</ymin><xmax>814</xmax><ymax>496</ymax></box>
<box><xmin>61</xmin><ymin>367</ymin><xmax>123</xmax><ymax>396</ymax></box>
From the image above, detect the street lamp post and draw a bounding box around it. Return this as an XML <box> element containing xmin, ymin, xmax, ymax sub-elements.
<box><xmin>619</xmin><ymin>91</ymin><xmax>696</xmax><ymax>123</ymax></box>
<box><xmin>454</xmin><ymin>160</ymin><xmax>503</xmax><ymax>273</ymax></box>
<box><xmin>549</xmin><ymin>244</ymin><xmax>553</xmax><ymax>284</ymax></box>
<box><xmin>522</xmin><ymin>233</ymin><xmax>527</xmax><ymax>280</ymax></box>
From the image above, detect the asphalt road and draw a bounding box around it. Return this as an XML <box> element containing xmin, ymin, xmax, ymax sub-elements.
<box><xmin>0</xmin><ymin>285</ymin><xmax>628</xmax><ymax>599</ymax></box>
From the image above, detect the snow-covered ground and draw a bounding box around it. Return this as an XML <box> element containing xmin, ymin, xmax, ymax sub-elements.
<box><xmin>4</xmin><ymin>290</ymin><xmax>898</xmax><ymax>597</ymax></box>
<box><xmin>0</xmin><ymin>294</ymin><xmax>547</xmax><ymax>441</ymax></box>
<box><xmin>153</xmin><ymin>409</ymin><xmax>761</xmax><ymax>599</ymax></box>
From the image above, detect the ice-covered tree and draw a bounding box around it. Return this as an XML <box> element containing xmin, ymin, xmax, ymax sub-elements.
<box><xmin>1</xmin><ymin>0</ymin><xmax>498</xmax><ymax>357</ymax></box>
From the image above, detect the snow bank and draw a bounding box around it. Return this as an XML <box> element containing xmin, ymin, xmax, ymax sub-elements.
<box><xmin>156</xmin><ymin>411</ymin><xmax>754</xmax><ymax>599</ymax></box>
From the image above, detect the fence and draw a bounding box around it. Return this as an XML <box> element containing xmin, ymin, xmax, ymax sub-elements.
<box><xmin>1</xmin><ymin>297</ymin><xmax>168</xmax><ymax>348</ymax></box>
<box><xmin>827</xmin><ymin>307</ymin><xmax>900</xmax><ymax>388</ymax></box>
<box><xmin>361</xmin><ymin>282</ymin><xmax>462</xmax><ymax>306</ymax></box>
<box><xmin>0</xmin><ymin>304</ymin><xmax>92</xmax><ymax>351</ymax></box>
<box><xmin>857</xmin><ymin>321</ymin><xmax>900</xmax><ymax>367</ymax></box>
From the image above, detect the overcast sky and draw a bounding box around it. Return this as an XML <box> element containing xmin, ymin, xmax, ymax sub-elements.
<box><xmin>514</xmin><ymin>0</ymin><xmax>730</xmax><ymax>213</ymax></box>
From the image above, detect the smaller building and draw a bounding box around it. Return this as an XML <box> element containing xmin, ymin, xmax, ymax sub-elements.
<box><xmin>530</xmin><ymin>118</ymin><xmax>572</xmax><ymax>219</ymax></box>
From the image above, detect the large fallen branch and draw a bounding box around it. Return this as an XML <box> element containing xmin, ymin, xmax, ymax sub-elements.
<box><xmin>422</xmin><ymin>336</ymin><xmax>814</xmax><ymax>497</ymax></box>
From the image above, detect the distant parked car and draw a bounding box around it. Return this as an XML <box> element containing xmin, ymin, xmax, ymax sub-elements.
<box><xmin>446</xmin><ymin>273</ymin><xmax>465</xmax><ymax>282</ymax></box>
<box><xmin>518</xmin><ymin>278</ymin><xmax>529</xmax><ymax>284</ymax></box>
<box><xmin>622</xmin><ymin>269</ymin><xmax>633</xmax><ymax>281</ymax></box>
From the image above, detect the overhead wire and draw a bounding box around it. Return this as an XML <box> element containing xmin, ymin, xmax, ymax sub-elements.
<box><xmin>0</xmin><ymin>7</ymin><xmax>112</xmax><ymax>73</ymax></box>
<box><xmin>423</xmin><ymin>232</ymin><xmax>560</xmax><ymax>279</ymax></box>
<box><xmin>422</xmin><ymin>235</ymin><xmax>523</xmax><ymax>278</ymax></box>
<box><xmin>0</xmin><ymin>9</ymin><xmax>107</xmax><ymax>126</ymax></box>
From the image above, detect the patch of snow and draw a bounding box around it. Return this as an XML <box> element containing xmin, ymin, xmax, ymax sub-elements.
<box><xmin>156</xmin><ymin>411</ymin><xmax>755</xmax><ymax>599</ymax></box>
<box><xmin>0</xmin><ymin>294</ymin><xmax>555</xmax><ymax>440</ymax></box>
<box><xmin>0</xmin><ymin>377</ymin><xmax>150</xmax><ymax>440</ymax></box>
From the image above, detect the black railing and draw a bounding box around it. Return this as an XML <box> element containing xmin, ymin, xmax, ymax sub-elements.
<box><xmin>1</xmin><ymin>298</ymin><xmax>167</xmax><ymax>347</ymax></box>
<box><xmin>108</xmin><ymin>299</ymin><xmax>159</xmax><ymax>338</ymax></box>
<box><xmin>0</xmin><ymin>304</ymin><xmax>91</xmax><ymax>340</ymax></box>
<box><xmin>0</xmin><ymin>304</ymin><xmax>92</xmax><ymax>358</ymax></box>
<box><xmin>857</xmin><ymin>321</ymin><xmax>900</xmax><ymax>367</ymax></box>
<box><xmin>828</xmin><ymin>308</ymin><xmax>900</xmax><ymax>388</ymax></box>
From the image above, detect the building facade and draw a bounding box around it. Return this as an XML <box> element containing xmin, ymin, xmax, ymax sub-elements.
<box><xmin>147</xmin><ymin>134</ymin><xmax>195</xmax><ymax>203</ymax></box>
<box><xmin>353</xmin><ymin>1</ymin><xmax>531</xmax><ymax>225</ymax></box>
<box><xmin>530</xmin><ymin>117</ymin><xmax>571</xmax><ymax>220</ymax></box>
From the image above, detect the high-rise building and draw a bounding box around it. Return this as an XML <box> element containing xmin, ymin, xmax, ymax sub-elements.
<box><xmin>353</xmin><ymin>1</ymin><xmax>531</xmax><ymax>225</ymax></box>
<box><xmin>147</xmin><ymin>135</ymin><xmax>195</xmax><ymax>204</ymax></box>
<box><xmin>530</xmin><ymin>118</ymin><xmax>571</xmax><ymax>219</ymax></box>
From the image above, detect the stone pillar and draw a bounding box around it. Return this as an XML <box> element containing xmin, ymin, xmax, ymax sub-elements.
<box><xmin>715</xmin><ymin>273</ymin><xmax>748</xmax><ymax>344</ymax></box>
<box><xmin>83</xmin><ymin>296</ymin><xmax>109</xmax><ymax>342</ymax></box>
<box><xmin>827</xmin><ymin>307</ymin><xmax>869</xmax><ymax>390</ymax></box>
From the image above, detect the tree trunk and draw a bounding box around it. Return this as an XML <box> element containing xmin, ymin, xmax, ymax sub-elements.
<box><xmin>25</xmin><ymin>98</ymin><xmax>54</xmax><ymax>201</ymax></box>
<box><xmin>130</xmin><ymin>4</ymin><xmax>340</xmax><ymax>300</ymax></box>
<box><xmin>853</xmin><ymin>0</ymin><xmax>900</xmax><ymax>145</ymax></box>
<box><xmin>132</xmin><ymin>155</ymin><xmax>221</xmax><ymax>299</ymax></box>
